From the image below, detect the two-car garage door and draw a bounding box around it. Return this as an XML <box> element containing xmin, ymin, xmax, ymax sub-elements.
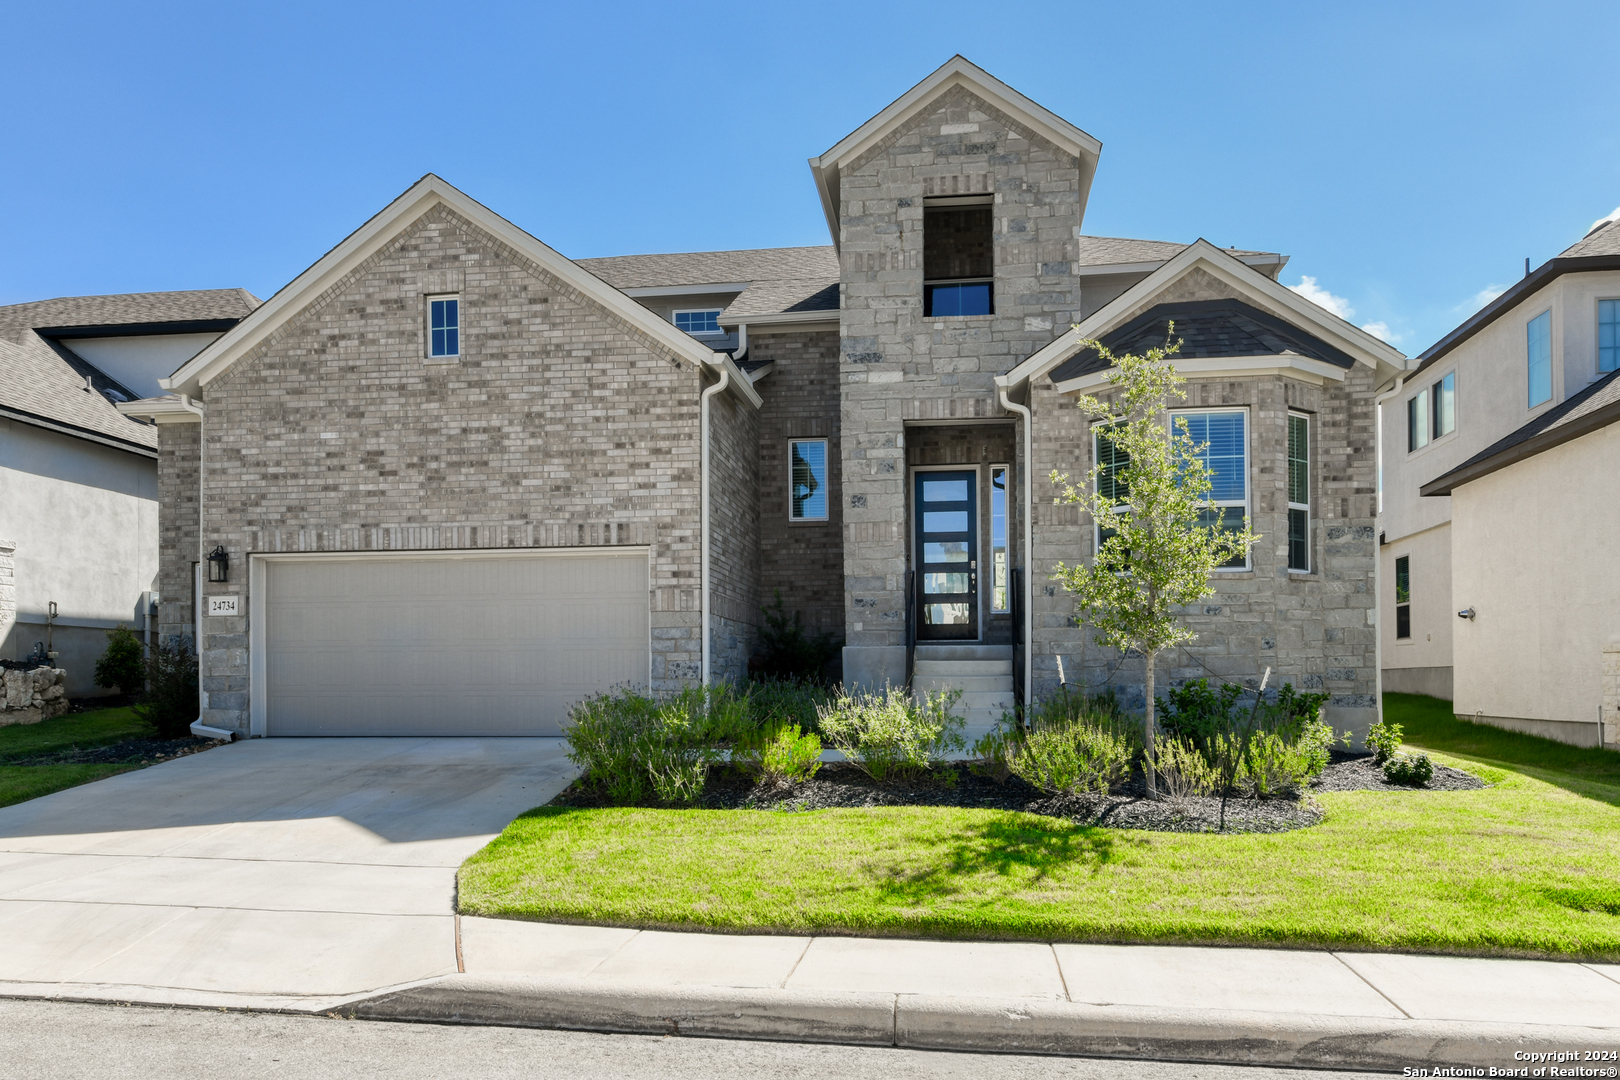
<box><xmin>261</xmin><ymin>550</ymin><xmax>648</xmax><ymax>736</ymax></box>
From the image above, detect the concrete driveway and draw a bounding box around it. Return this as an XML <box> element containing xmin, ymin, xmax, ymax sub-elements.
<box><xmin>0</xmin><ymin>738</ymin><xmax>577</xmax><ymax>1007</ymax></box>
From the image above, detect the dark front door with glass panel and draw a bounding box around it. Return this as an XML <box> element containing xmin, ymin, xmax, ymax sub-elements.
<box><xmin>914</xmin><ymin>471</ymin><xmax>978</xmax><ymax>641</ymax></box>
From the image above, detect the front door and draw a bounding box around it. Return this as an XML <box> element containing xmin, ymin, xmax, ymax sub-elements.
<box><xmin>914</xmin><ymin>470</ymin><xmax>978</xmax><ymax>641</ymax></box>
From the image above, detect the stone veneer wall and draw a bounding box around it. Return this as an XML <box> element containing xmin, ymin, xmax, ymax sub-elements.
<box><xmin>1027</xmin><ymin>361</ymin><xmax>1381</xmax><ymax>738</ymax></box>
<box><xmin>0</xmin><ymin>666</ymin><xmax>69</xmax><ymax>726</ymax></box>
<box><xmin>156</xmin><ymin>422</ymin><xmax>199</xmax><ymax>646</ymax></box>
<box><xmin>837</xmin><ymin>84</ymin><xmax>1087</xmax><ymax>685</ymax></box>
<box><xmin>177</xmin><ymin>203</ymin><xmax>723</xmax><ymax>733</ymax></box>
<box><xmin>705</xmin><ymin>381</ymin><xmax>761</xmax><ymax>683</ymax></box>
<box><xmin>752</xmin><ymin>329</ymin><xmax>844</xmax><ymax>634</ymax></box>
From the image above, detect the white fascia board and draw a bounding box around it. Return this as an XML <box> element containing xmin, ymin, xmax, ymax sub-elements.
<box><xmin>998</xmin><ymin>240</ymin><xmax>1406</xmax><ymax>391</ymax></box>
<box><xmin>115</xmin><ymin>397</ymin><xmax>200</xmax><ymax>423</ymax></box>
<box><xmin>718</xmin><ymin>309</ymin><xmax>839</xmax><ymax>328</ymax></box>
<box><xmin>809</xmin><ymin>56</ymin><xmax>1102</xmax><ymax>252</ymax></box>
<box><xmin>1051</xmin><ymin>355</ymin><xmax>1348</xmax><ymax>396</ymax></box>
<box><xmin>707</xmin><ymin>352</ymin><xmax>763</xmax><ymax>409</ymax></box>
<box><xmin>622</xmin><ymin>282</ymin><xmax>752</xmax><ymax>299</ymax></box>
<box><xmin>744</xmin><ymin>362</ymin><xmax>775</xmax><ymax>385</ymax></box>
<box><xmin>1072</xmin><ymin>260</ymin><xmax>1167</xmax><ymax>278</ymax></box>
<box><xmin>163</xmin><ymin>175</ymin><xmax>723</xmax><ymax>398</ymax></box>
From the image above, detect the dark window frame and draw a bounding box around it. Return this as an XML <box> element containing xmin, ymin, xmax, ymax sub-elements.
<box><xmin>1394</xmin><ymin>555</ymin><xmax>1411</xmax><ymax>640</ymax></box>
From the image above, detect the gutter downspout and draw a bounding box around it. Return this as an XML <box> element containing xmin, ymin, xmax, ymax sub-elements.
<box><xmin>699</xmin><ymin>361</ymin><xmax>732</xmax><ymax>685</ymax></box>
<box><xmin>176</xmin><ymin>395</ymin><xmax>206</xmax><ymax>718</ymax></box>
<box><xmin>998</xmin><ymin>386</ymin><xmax>1035</xmax><ymax>707</ymax></box>
<box><xmin>1369</xmin><ymin>372</ymin><xmax>1408</xmax><ymax>727</ymax></box>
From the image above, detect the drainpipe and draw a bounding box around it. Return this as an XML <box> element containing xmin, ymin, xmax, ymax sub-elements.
<box><xmin>998</xmin><ymin>386</ymin><xmax>1035</xmax><ymax>706</ymax></box>
<box><xmin>699</xmin><ymin>361</ymin><xmax>732</xmax><ymax>685</ymax></box>
<box><xmin>177</xmin><ymin>395</ymin><xmax>206</xmax><ymax>716</ymax></box>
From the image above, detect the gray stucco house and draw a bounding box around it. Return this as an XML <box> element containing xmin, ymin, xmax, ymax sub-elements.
<box><xmin>121</xmin><ymin>57</ymin><xmax>1403</xmax><ymax>739</ymax></box>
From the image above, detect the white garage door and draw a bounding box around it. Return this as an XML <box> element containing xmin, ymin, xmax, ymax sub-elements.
<box><xmin>261</xmin><ymin>551</ymin><xmax>648</xmax><ymax>736</ymax></box>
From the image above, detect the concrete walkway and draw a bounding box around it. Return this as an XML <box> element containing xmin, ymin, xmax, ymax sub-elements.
<box><xmin>2</xmin><ymin>739</ymin><xmax>1618</xmax><ymax>1069</ymax></box>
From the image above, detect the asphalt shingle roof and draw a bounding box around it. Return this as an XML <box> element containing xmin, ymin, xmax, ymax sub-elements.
<box><xmin>0</xmin><ymin>288</ymin><xmax>260</xmax><ymax>453</ymax></box>
<box><xmin>1049</xmin><ymin>298</ymin><xmax>1355</xmax><ymax>384</ymax></box>
<box><xmin>1073</xmin><ymin>236</ymin><xmax>1272</xmax><ymax>267</ymax></box>
<box><xmin>1558</xmin><ymin>217</ymin><xmax>1620</xmax><ymax>259</ymax></box>
<box><xmin>576</xmin><ymin>247</ymin><xmax>838</xmax><ymax>290</ymax></box>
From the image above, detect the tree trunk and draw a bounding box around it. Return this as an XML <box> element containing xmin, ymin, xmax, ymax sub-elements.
<box><xmin>1144</xmin><ymin>649</ymin><xmax>1157</xmax><ymax>799</ymax></box>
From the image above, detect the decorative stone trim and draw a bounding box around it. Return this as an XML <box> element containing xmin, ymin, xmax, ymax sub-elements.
<box><xmin>0</xmin><ymin>666</ymin><xmax>69</xmax><ymax>727</ymax></box>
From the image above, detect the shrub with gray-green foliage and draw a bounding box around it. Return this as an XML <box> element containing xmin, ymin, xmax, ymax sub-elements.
<box><xmin>1007</xmin><ymin>709</ymin><xmax>1135</xmax><ymax>796</ymax></box>
<box><xmin>564</xmin><ymin>684</ymin><xmax>750</xmax><ymax>805</ymax></box>
<box><xmin>1383</xmin><ymin>751</ymin><xmax>1434</xmax><ymax>787</ymax></box>
<box><xmin>1155</xmin><ymin>736</ymin><xmax>1218</xmax><ymax>798</ymax></box>
<box><xmin>816</xmin><ymin>686</ymin><xmax>964</xmax><ymax>783</ymax></box>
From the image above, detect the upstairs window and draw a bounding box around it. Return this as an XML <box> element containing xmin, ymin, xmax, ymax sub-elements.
<box><xmin>1600</xmin><ymin>299</ymin><xmax>1619</xmax><ymax>373</ymax></box>
<box><xmin>675</xmin><ymin>309</ymin><xmax>723</xmax><ymax>337</ymax></box>
<box><xmin>1178</xmin><ymin>410</ymin><xmax>1249</xmax><ymax>570</ymax></box>
<box><xmin>1408</xmin><ymin>387</ymin><xmax>1429</xmax><ymax>451</ymax></box>
<box><xmin>1527</xmin><ymin>309</ymin><xmax>1552</xmax><ymax>406</ymax></box>
<box><xmin>1432</xmin><ymin>371</ymin><xmax>1456</xmax><ymax>438</ymax></box>
<box><xmin>923</xmin><ymin>197</ymin><xmax>993</xmax><ymax>317</ymax></box>
<box><xmin>789</xmin><ymin>439</ymin><xmax>828</xmax><ymax>521</ymax></box>
<box><xmin>428</xmin><ymin>296</ymin><xmax>459</xmax><ymax>358</ymax></box>
<box><xmin>1395</xmin><ymin>555</ymin><xmax>1411</xmax><ymax>639</ymax></box>
<box><xmin>1287</xmin><ymin>413</ymin><xmax>1311</xmax><ymax>573</ymax></box>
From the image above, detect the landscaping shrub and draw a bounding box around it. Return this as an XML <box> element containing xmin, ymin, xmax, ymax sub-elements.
<box><xmin>732</xmin><ymin>723</ymin><xmax>822</xmax><ymax>787</ymax></box>
<box><xmin>752</xmin><ymin>591</ymin><xmax>840</xmax><ymax>682</ymax></box>
<box><xmin>94</xmin><ymin>624</ymin><xmax>145</xmax><ymax>696</ymax></box>
<box><xmin>1366</xmin><ymin>720</ymin><xmax>1404</xmax><ymax>764</ymax></box>
<box><xmin>816</xmin><ymin>686</ymin><xmax>964</xmax><ymax>782</ymax></box>
<box><xmin>1155</xmin><ymin>736</ymin><xmax>1218</xmax><ymax>798</ymax></box>
<box><xmin>745</xmin><ymin>676</ymin><xmax>833</xmax><ymax>735</ymax></box>
<box><xmin>1009</xmin><ymin>713</ymin><xmax>1134</xmax><ymax>796</ymax></box>
<box><xmin>1156</xmin><ymin>677</ymin><xmax>1337</xmax><ymax>798</ymax></box>
<box><xmin>969</xmin><ymin>720</ymin><xmax>1015</xmax><ymax>783</ymax></box>
<box><xmin>134</xmin><ymin>636</ymin><xmax>199</xmax><ymax>740</ymax></box>
<box><xmin>564</xmin><ymin>684</ymin><xmax>750</xmax><ymax>805</ymax></box>
<box><xmin>1383</xmin><ymin>751</ymin><xmax>1434</xmax><ymax>787</ymax></box>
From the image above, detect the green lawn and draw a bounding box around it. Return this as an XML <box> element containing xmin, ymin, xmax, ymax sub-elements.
<box><xmin>459</xmin><ymin>694</ymin><xmax>1620</xmax><ymax>959</ymax></box>
<box><xmin>0</xmin><ymin>706</ymin><xmax>151</xmax><ymax>809</ymax></box>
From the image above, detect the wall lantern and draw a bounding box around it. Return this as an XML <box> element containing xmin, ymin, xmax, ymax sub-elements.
<box><xmin>207</xmin><ymin>545</ymin><xmax>230</xmax><ymax>583</ymax></box>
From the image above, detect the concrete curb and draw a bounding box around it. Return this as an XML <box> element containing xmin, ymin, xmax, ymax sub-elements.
<box><xmin>338</xmin><ymin>974</ymin><xmax>1620</xmax><ymax>1070</ymax></box>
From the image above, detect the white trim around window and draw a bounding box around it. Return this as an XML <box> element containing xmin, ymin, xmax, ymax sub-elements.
<box><xmin>674</xmin><ymin>308</ymin><xmax>725</xmax><ymax>337</ymax></box>
<box><xmin>1172</xmin><ymin>407</ymin><xmax>1252</xmax><ymax>572</ymax></box>
<box><xmin>788</xmin><ymin>438</ymin><xmax>830</xmax><ymax>522</ymax></box>
<box><xmin>425</xmin><ymin>294</ymin><xmax>460</xmax><ymax>360</ymax></box>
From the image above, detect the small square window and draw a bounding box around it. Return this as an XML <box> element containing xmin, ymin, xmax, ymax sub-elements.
<box><xmin>675</xmin><ymin>309</ymin><xmax>723</xmax><ymax>337</ymax></box>
<box><xmin>428</xmin><ymin>296</ymin><xmax>460</xmax><ymax>358</ymax></box>
<box><xmin>789</xmin><ymin>439</ymin><xmax>828</xmax><ymax>521</ymax></box>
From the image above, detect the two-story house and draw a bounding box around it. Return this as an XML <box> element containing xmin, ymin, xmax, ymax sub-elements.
<box><xmin>1379</xmin><ymin>216</ymin><xmax>1620</xmax><ymax>748</ymax></box>
<box><xmin>120</xmin><ymin>57</ymin><xmax>1401</xmax><ymax>741</ymax></box>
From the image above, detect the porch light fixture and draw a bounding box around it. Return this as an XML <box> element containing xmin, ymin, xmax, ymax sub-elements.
<box><xmin>207</xmin><ymin>545</ymin><xmax>230</xmax><ymax>583</ymax></box>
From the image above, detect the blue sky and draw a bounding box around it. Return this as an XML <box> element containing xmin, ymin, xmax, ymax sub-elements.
<box><xmin>4</xmin><ymin>1</ymin><xmax>1617</xmax><ymax>356</ymax></box>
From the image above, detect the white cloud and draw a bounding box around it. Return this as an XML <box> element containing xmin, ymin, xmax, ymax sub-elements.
<box><xmin>1457</xmin><ymin>285</ymin><xmax>1505</xmax><ymax>315</ymax></box>
<box><xmin>1588</xmin><ymin>206</ymin><xmax>1620</xmax><ymax>236</ymax></box>
<box><xmin>1287</xmin><ymin>275</ymin><xmax>1355</xmax><ymax>320</ymax></box>
<box><xmin>1359</xmin><ymin>321</ymin><xmax>1401</xmax><ymax>344</ymax></box>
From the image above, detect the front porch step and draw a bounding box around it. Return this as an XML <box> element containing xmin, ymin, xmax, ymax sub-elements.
<box><xmin>915</xmin><ymin>675</ymin><xmax>1011</xmax><ymax>694</ymax></box>
<box><xmin>914</xmin><ymin>644</ymin><xmax>1014</xmax><ymax>663</ymax></box>
<box><xmin>913</xmin><ymin>659</ymin><xmax>1010</xmax><ymax>677</ymax></box>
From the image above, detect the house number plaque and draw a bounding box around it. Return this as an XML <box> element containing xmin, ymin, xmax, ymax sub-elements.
<box><xmin>208</xmin><ymin>595</ymin><xmax>240</xmax><ymax>617</ymax></box>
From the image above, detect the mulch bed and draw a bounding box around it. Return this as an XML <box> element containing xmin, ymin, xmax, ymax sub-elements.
<box><xmin>549</xmin><ymin>751</ymin><xmax>1490</xmax><ymax>835</ymax></box>
<box><xmin>8</xmin><ymin>735</ymin><xmax>226</xmax><ymax>768</ymax></box>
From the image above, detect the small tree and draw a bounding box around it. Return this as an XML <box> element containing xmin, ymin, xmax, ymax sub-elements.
<box><xmin>1050</xmin><ymin>332</ymin><xmax>1257</xmax><ymax>798</ymax></box>
<box><xmin>94</xmin><ymin>624</ymin><xmax>146</xmax><ymax>697</ymax></box>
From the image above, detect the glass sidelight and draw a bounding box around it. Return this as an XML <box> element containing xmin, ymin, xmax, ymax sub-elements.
<box><xmin>914</xmin><ymin>470</ymin><xmax>978</xmax><ymax>641</ymax></box>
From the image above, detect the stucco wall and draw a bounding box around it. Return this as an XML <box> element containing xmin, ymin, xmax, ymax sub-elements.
<box><xmin>1451</xmin><ymin>420</ymin><xmax>1620</xmax><ymax>746</ymax></box>
<box><xmin>752</xmin><ymin>329</ymin><xmax>844</xmax><ymax>634</ymax></box>
<box><xmin>1378</xmin><ymin>524</ymin><xmax>1453</xmax><ymax>698</ymax></box>
<box><xmin>0</xmin><ymin>418</ymin><xmax>158</xmax><ymax>696</ymax></box>
<box><xmin>171</xmin><ymin>203</ymin><xmax>721</xmax><ymax>733</ymax></box>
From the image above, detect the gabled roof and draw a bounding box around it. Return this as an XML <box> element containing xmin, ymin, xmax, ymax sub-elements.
<box><xmin>1420</xmin><ymin>367</ymin><xmax>1620</xmax><ymax>496</ymax></box>
<box><xmin>809</xmin><ymin>56</ymin><xmax>1101</xmax><ymax>251</ymax></box>
<box><xmin>1072</xmin><ymin>235</ymin><xmax>1288</xmax><ymax>278</ymax></box>
<box><xmin>1410</xmin><ymin>217</ymin><xmax>1620</xmax><ymax>381</ymax></box>
<box><xmin>999</xmin><ymin>240</ymin><xmax>1407</xmax><ymax>394</ymax></box>
<box><xmin>162</xmin><ymin>174</ymin><xmax>759</xmax><ymax>408</ymax></box>
<box><xmin>0</xmin><ymin>288</ymin><xmax>259</xmax><ymax>454</ymax></box>
<box><xmin>1049</xmin><ymin>298</ymin><xmax>1357</xmax><ymax>384</ymax></box>
<box><xmin>577</xmin><ymin>246</ymin><xmax>837</xmax><ymax>290</ymax></box>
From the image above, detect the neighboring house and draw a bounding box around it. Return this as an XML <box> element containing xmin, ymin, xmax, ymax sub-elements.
<box><xmin>0</xmin><ymin>290</ymin><xmax>259</xmax><ymax>695</ymax></box>
<box><xmin>120</xmin><ymin>57</ymin><xmax>1401</xmax><ymax>740</ymax></box>
<box><xmin>1380</xmin><ymin>216</ymin><xmax>1620</xmax><ymax>748</ymax></box>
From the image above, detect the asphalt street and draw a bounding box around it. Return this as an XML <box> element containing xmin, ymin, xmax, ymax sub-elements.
<box><xmin>0</xmin><ymin>999</ymin><xmax>1387</xmax><ymax>1080</ymax></box>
